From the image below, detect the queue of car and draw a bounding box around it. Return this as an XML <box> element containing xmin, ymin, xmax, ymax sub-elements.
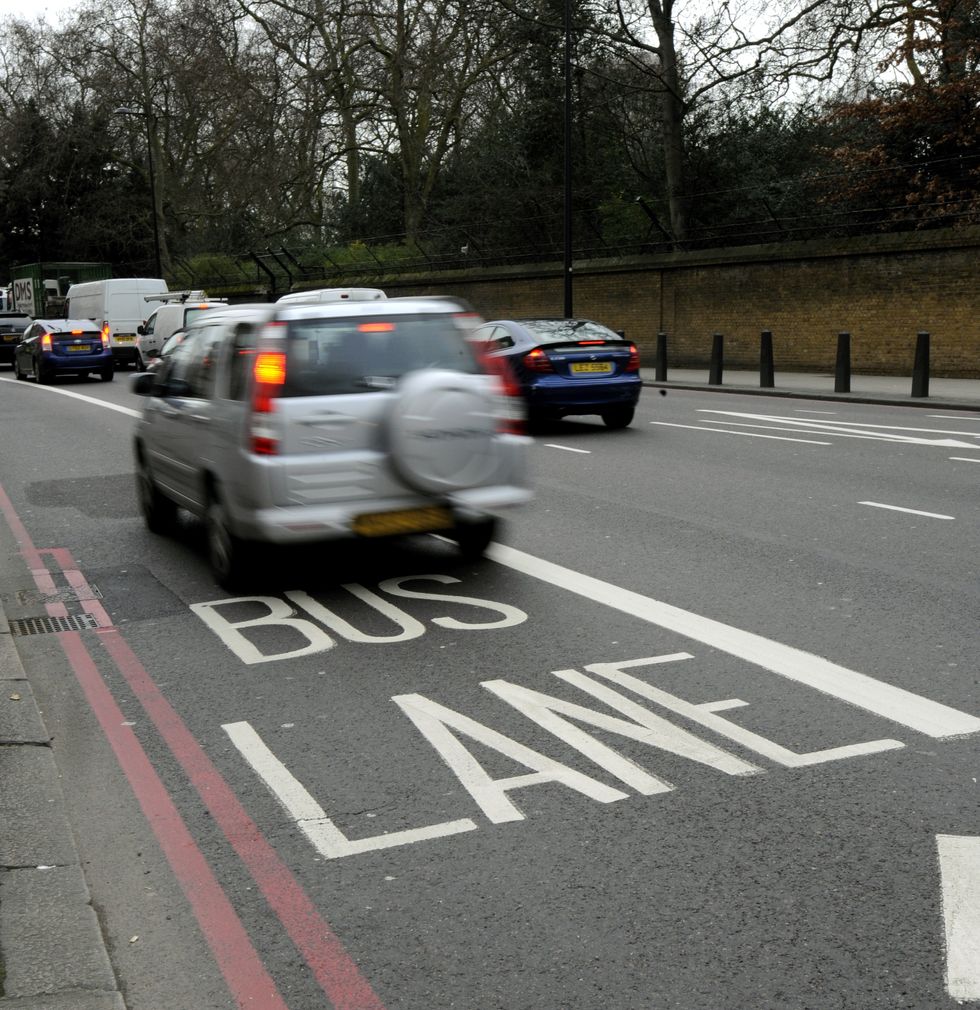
<box><xmin>3</xmin><ymin>284</ymin><xmax>642</xmax><ymax>587</ymax></box>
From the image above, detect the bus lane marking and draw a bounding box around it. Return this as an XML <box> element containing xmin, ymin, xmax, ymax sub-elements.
<box><xmin>937</xmin><ymin>834</ymin><xmax>980</xmax><ymax>1001</ymax></box>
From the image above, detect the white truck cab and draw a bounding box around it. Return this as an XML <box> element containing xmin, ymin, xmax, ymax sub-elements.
<box><xmin>138</xmin><ymin>291</ymin><xmax>229</xmax><ymax>361</ymax></box>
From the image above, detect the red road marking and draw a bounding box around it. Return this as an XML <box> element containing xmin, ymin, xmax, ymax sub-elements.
<box><xmin>0</xmin><ymin>482</ymin><xmax>387</xmax><ymax>1010</ymax></box>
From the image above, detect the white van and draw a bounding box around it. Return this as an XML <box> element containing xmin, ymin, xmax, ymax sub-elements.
<box><xmin>65</xmin><ymin>278</ymin><xmax>168</xmax><ymax>369</ymax></box>
<box><xmin>138</xmin><ymin>292</ymin><xmax>230</xmax><ymax>362</ymax></box>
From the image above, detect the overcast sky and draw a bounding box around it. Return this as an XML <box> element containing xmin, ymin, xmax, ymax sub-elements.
<box><xmin>0</xmin><ymin>0</ymin><xmax>74</xmax><ymax>23</ymax></box>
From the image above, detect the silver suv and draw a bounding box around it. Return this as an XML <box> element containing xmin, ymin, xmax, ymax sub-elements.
<box><xmin>131</xmin><ymin>295</ymin><xmax>531</xmax><ymax>588</ymax></box>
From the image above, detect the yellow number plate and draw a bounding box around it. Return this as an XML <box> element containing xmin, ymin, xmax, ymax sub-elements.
<box><xmin>570</xmin><ymin>362</ymin><xmax>613</xmax><ymax>374</ymax></box>
<box><xmin>114</xmin><ymin>335</ymin><xmax>135</xmax><ymax>343</ymax></box>
<box><xmin>353</xmin><ymin>506</ymin><xmax>453</xmax><ymax>537</ymax></box>
<box><xmin>2</xmin><ymin>334</ymin><xmax>17</xmax><ymax>342</ymax></box>
<box><xmin>67</xmin><ymin>344</ymin><xmax>91</xmax><ymax>352</ymax></box>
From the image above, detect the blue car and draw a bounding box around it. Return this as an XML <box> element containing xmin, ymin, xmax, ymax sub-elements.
<box><xmin>14</xmin><ymin>318</ymin><xmax>114</xmax><ymax>383</ymax></box>
<box><xmin>476</xmin><ymin>318</ymin><xmax>641</xmax><ymax>428</ymax></box>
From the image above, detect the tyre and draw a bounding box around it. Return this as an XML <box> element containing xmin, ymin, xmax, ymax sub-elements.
<box><xmin>100</xmin><ymin>365</ymin><xmax>114</xmax><ymax>382</ymax></box>
<box><xmin>136</xmin><ymin>461</ymin><xmax>177</xmax><ymax>535</ymax></box>
<box><xmin>133</xmin><ymin>352</ymin><xmax>144</xmax><ymax>372</ymax></box>
<box><xmin>601</xmin><ymin>405</ymin><xmax>634</xmax><ymax>429</ymax></box>
<box><xmin>206</xmin><ymin>493</ymin><xmax>251</xmax><ymax>591</ymax></box>
<box><xmin>37</xmin><ymin>361</ymin><xmax>54</xmax><ymax>384</ymax></box>
<box><xmin>454</xmin><ymin>517</ymin><xmax>497</xmax><ymax>561</ymax></box>
<box><xmin>14</xmin><ymin>359</ymin><xmax>26</xmax><ymax>380</ymax></box>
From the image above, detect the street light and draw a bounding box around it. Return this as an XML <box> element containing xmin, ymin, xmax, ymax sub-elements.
<box><xmin>563</xmin><ymin>0</ymin><xmax>573</xmax><ymax>317</ymax></box>
<box><xmin>114</xmin><ymin>106</ymin><xmax>163</xmax><ymax>279</ymax></box>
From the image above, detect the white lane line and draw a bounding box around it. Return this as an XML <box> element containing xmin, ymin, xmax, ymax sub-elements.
<box><xmin>937</xmin><ymin>834</ymin><xmax>980</xmax><ymax>1001</ymax></box>
<box><xmin>650</xmin><ymin>422</ymin><xmax>830</xmax><ymax>445</ymax></box>
<box><xmin>858</xmin><ymin>501</ymin><xmax>955</xmax><ymax>520</ymax></box>
<box><xmin>700</xmin><ymin>409</ymin><xmax>980</xmax><ymax>440</ymax></box>
<box><xmin>930</xmin><ymin>415</ymin><xmax>980</xmax><ymax>421</ymax></box>
<box><xmin>793</xmin><ymin>409</ymin><xmax>838</xmax><ymax>414</ymax></box>
<box><xmin>544</xmin><ymin>443</ymin><xmax>592</xmax><ymax>454</ymax></box>
<box><xmin>950</xmin><ymin>456</ymin><xmax>980</xmax><ymax>464</ymax></box>
<box><xmin>486</xmin><ymin>542</ymin><xmax>980</xmax><ymax>738</ymax></box>
<box><xmin>0</xmin><ymin>375</ymin><xmax>141</xmax><ymax>418</ymax></box>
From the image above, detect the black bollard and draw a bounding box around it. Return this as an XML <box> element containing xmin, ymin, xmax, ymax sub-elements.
<box><xmin>760</xmin><ymin>330</ymin><xmax>774</xmax><ymax>388</ymax></box>
<box><xmin>708</xmin><ymin>332</ymin><xmax>724</xmax><ymax>385</ymax></box>
<box><xmin>656</xmin><ymin>331</ymin><xmax>668</xmax><ymax>381</ymax></box>
<box><xmin>911</xmin><ymin>331</ymin><xmax>930</xmax><ymax>398</ymax></box>
<box><xmin>834</xmin><ymin>332</ymin><xmax>851</xmax><ymax>393</ymax></box>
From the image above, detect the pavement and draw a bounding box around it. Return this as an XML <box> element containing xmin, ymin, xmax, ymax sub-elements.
<box><xmin>645</xmin><ymin>367</ymin><xmax>980</xmax><ymax>410</ymax></box>
<box><xmin>0</xmin><ymin>368</ymin><xmax>977</xmax><ymax>1010</ymax></box>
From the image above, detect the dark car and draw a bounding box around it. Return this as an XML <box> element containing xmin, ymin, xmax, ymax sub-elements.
<box><xmin>14</xmin><ymin>318</ymin><xmax>114</xmax><ymax>383</ymax></box>
<box><xmin>0</xmin><ymin>311</ymin><xmax>32</xmax><ymax>367</ymax></box>
<box><xmin>476</xmin><ymin>318</ymin><xmax>641</xmax><ymax>428</ymax></box>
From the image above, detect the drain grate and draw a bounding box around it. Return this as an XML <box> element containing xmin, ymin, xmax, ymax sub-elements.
<box><xmin>9</xmin><ymin>613</ymin><xmax>104</xmax><ymax>636</ymax></box>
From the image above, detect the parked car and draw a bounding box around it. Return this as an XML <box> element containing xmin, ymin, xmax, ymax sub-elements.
<box><xmin>0</xmin><ymin>311</ymin><xmax>32</xmax><ymax>367</ymax></box>
<box><xmin>14</xmin><ymin>318</ymin><xmax>113</xmax><ymax>383</ymax></box>
<box><xmin>475</xmin><ymin>318</ymin><xmax>641</xmax><ymax>428</ymax></box>
<box><xmin>131</xmin><ymin>295</ymin><xmax>531</xmax><ymax>588</ymax></box>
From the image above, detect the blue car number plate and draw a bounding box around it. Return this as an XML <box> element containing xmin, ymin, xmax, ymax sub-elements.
<box><xmin>570</xmin><ymin>362</ymin><xmax>613</xmax><ymax>374</ymax></box>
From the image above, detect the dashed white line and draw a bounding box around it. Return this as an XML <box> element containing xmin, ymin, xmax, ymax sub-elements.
<box><xmin>0</xmin><ymin>375</ymin><xmax>141</xmax><ymax>418</ymax></box>
<box><xmin>950</xmin><ymin>456</ymin><xmax>980</xmax><ymax>464</ymax></box>
<box><xmin>544</xmin><ymin>443</ymin><xmax>592</xmax><ymax>454</ymax></box>
<box><xmin>793</xmin><ymin>409</ymin><xmax>838</xmax><ymax>414</ymax></box>
<box><xmin>650</xmin><ymin>422</ymin><xmax>830</xmax><ymax>445</ymax></box>
<box><xmin>858</xmin><ymin>501</ymin><xmax>955</xmax><ymax>520</ymax></box>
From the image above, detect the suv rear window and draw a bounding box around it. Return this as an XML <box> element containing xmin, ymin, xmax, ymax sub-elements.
<box><xmin>282</xmin><ymin>314</ymin><xmax>479</xmax><ymax>397</ymax></box>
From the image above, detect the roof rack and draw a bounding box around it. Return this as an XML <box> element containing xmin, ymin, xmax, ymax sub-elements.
<box><xmin>144</xmin><ymin>289</ymin><xmax>226</xmax><ymax>304</ymax></box>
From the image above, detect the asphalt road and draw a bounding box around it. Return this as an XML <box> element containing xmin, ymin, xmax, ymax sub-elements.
<box><xmin>1</xmin><ymin>372</ymin><xmax>978</xmax><ymax>1010</ymax></box>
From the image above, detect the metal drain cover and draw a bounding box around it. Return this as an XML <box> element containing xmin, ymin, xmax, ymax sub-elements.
<box><xmin>9</xmin><ymin>613</ymin><xmax>104</xmax><ymax>636</ymax></box>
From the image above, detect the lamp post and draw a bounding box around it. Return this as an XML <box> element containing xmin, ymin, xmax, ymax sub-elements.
<box><xmin>114</xmin><ymin>106</ymin><xmax>163</xmax><ymax>279</ymax></box>
<box><xmin>562</xmin><ymin>0</ymin><xmax>573</xmax><ymax>317</ymax></box>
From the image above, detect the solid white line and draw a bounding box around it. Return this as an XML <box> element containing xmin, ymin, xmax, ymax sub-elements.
<box><xmin>544</xmin><ymin>443</ymin><xmax>592</xmax><ymax>454</ymax></box>
<box><xmin>0</xmin><ymin>375</ymin><xmax>141</xmax><ymax>418</ymax></box>
<box><xmin>793</xmin><ymin>409</ymin><xmax>838</xmax><ymax>414</ymax></box>
<box><xmin>950</xmin><ymin>457</ymin><xmax>980</xmax><ymax>464</ymax></box>
<box><xmin>930</xmin><ymin>415</ymin><xmax>980</xmax><ymax>421</ymax></box>
<box><xmin>485</xmin><ymin>543</ymin><xmax>980</xmax><ymax>738</ymax></box>
<box><xmin>699</xmin><ymin>409</ymin><xmax>980</xmax><ymax>439</ymax></box>
<box><xmin>858</xmin><ymin>501</ymin><xmax>955</xmax><ymax>520</ymax></box>
<box><xmin>650</xmin><ymin>421</ymin><xmax>830</xmax><ymax>445</ymax></box>
<box><xmin>937</xmin><ymin>834</ymin><xmax>980</xmax><ymax>1000</ymax></box>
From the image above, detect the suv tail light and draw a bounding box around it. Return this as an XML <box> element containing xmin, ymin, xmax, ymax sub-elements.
<box><xmin>474</xmin><ymin>342</ymin><xmax>525</xmax><ymax>436</ymax></box>
<box><xmin>249</xmin><ymin>350</ymin><xmax>287</xmax><ymax>455</ymax></box>
<box><xmin>522</xmin><ymin>348</ymin><xmax>553</xmax><ymax>373</ymax></box>
<box><xmin>625</xmin><ymin>343</ymin><xmax>640</xmax><ymax>373</ymax></box>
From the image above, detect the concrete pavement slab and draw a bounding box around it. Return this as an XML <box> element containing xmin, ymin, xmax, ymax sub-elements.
<box><xmin>0</xmin><ymin>746</ymin><xmax>77</xmax><ymax>868</ymax></box>
<box><xmin>0</xmin><ymin>993</ymin><xmax>125</xmax><ymax>1010</ymax></box>
<box><xmin>0</xmin><ymin>865</ymin><xmax>119</xmax><ymax>999</ymax></box>
<box><xmin>0</xmin><ymin>682</ymin><xmax>49</xmax><ymax>745</ymax></box>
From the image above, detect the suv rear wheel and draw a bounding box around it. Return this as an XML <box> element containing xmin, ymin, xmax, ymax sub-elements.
<box><xmin>454</xmin><ymin>517</ymin><xmax>497</xmax><ymax>560</ymax></box>
<box><xmin>137</xmin><ymin>459</ymin><xmax>177</xmax><ymax>534</ymax></box>
<box><xmin>206</xmin><ymin>492</ymin><xmax>251</xmax><ymax>591</ymax></box>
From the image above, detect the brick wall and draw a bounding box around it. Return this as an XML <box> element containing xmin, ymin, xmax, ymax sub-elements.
<box><xmin>338</xmin><ymin>227</ymin><xmax>980</xmax><ymax>378</ymax></box>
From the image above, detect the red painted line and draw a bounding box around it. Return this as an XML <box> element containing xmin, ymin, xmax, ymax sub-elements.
<box><xmin>97</xmin><ymin>623</ymin><xmax>387</xmax><ymax>1010</ymax></box>
<box><xmin>57</xmin><ymin>631</ymin><xmax>291</xmax><ymax>1010</ymax></box>
<box><xmin>0</xmin><ymin>479</ymin><xmax>387</xmax><ymax>1010</ymax></box>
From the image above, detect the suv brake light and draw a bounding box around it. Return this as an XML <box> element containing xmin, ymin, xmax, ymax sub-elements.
<box><xmin>474</xmin><ymin>342</ymin><xmax>526</xmax><ymax>435</ymax></box>
<box><xmin>249</xmin><ymin>350</ymin><xmax>287</xmax><ymax>455</ymax></box>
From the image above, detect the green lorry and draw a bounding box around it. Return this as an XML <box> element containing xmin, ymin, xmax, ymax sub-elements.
<box><xmin>11</xmin><ymin>262</ymin><xmax>112</xmax><ymax>318</ymax></box>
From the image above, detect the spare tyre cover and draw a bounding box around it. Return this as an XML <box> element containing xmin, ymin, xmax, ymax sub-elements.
<box><xmin>388</xmin><ymin>369</ymin><xmax>499</xmax><ymax>493</ymax></box>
